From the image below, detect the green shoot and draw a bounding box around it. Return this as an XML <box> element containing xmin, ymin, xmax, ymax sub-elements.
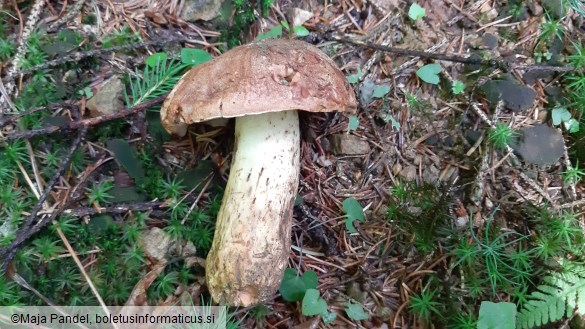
<box><xmin>488</xmin><ymin>123</ymin><xmax>517</xmax><ymax>151</ymax></box>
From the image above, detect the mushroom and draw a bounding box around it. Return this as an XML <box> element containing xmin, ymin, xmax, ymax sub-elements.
<box><xmin>161</xmin><ymin>38</ymin><xmax>357</xmax><ymax>306</ymax></box>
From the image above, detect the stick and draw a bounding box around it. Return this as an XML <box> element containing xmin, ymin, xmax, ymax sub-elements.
<box><xmin>0</xmin><ymin>95</ymin><xmax>167</xmax><ymax>142</ymax></box>
<box><xmin>328</xmin><ymin>33</ymin><xmax>579</xmax><ymax>73</ymax></box>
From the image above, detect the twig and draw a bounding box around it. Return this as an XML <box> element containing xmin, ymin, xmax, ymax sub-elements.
<box><xmin>1</xmin><ymin>0</ymin><xmax>46</xmax><ymax>113</ymax></box>
<box><xmin>559</xmin><ymin>199</ymin><xmax>585</xmax><ymax>209</ymax></box>
<box><xmin>51</xmin><ymin>201</ymin><xmax>165</xmax><ymax>217</ymax></box>
<box><xmin>562</xmin><ymin>141</ymin><xmax>577</xmax><ymax>200</ymax></box>
<box><xmin>0</xmin><ymin>126</ymin><xmax>87</xmax><ymax>271</ymax></box>
<box><xmin>47</xmin><ymin>0</ymin><xmax>86</xmax><ymax>32</ymax></box>
<box><xmin>328</xmin><ymin>34</ymin><xmax>579</xmax><ymax>73</ymax></box>
<box><xmin>328</xmin><ymin>33</ymin><xmax>503</xmax><ymax>68</ymax></box>
<box><xmin>0</xmin><ymin>95</ymin><xmax>167</xmax><ymax>142</ymax></box>
<box><xmin>0</xmin><ymin>103</ymin><xmax>77</xmax><ymax>128</ymax></box>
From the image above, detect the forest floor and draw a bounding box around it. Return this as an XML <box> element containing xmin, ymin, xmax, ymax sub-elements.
<box><xmin>1</xmin><ymin>0</ymin><xmax>585</xmax><ymax>328</ymax></box>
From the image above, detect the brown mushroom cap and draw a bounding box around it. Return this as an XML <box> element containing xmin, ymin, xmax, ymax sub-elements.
<box><xmin>161</xmin><ymin>38</ymin><xmax>357</xmax><ymax>136</ymax></box>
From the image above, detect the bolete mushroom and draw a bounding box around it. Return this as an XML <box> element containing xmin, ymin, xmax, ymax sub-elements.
<box><xmin>161</xmin><ymin>38</ymin><xmax>357</xmax><ymax>306</ymax></box>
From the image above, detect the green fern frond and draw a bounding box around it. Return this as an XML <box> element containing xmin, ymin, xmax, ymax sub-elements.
<box><xmin>124</xmin><ymin>55</ymin><xmax>187</xmax><ymax>107</ymax></box>
<box><xmin>517</xmin><ymin>265</ymin><xmax>585</xmax><ymax>328</ymax></box>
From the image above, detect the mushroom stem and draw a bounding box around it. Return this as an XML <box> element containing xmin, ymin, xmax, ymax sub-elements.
<box><xmin>206</xmin><ymin>110</ymin><xmax>300</xmax><ymax>306</ymax></box>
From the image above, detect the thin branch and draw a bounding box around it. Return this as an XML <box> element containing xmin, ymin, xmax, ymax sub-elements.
<box><xmin>0</xmin><ymin>0</ymin><xmax>46</xmax><ymax>114</ymax></box>
<box><xmin>0</xmin><ymin>103</ymin><xmax>78</xmax><ymax>128</ymax></box>
<box><xmin>328</xmin><ymin>34</ymin><xmax>578</xmax><ymax>73</ymax></box>
<box><xmin>54</xmin><ymin>201</ymin><xmax>165</xmax><ymax>217</ymax></box>
<box><xmin>0</xmin><ymin>95</ymin><xmax>167</xmax><ymax>143</ymax></box>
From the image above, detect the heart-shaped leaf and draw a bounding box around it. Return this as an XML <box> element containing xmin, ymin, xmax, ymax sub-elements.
<box><xmin>478</xmin><ymin>301</ymin><xmax>516</xmax><ymax>329</ymax></box>
<box><xmin>452</xmin><ymin>80</ymin><xmax>465</xmax><ymax>94</ymax></box>
<box><xmin>322</xmin><ymin>312</ymin><xmax>337</xmax><ymax>324</ymax></box>
<box><xmin>346</xmin><ymin>302</ymin><xmax>369</xmax><ymax>320</ymax></box>
<box><xmin>348</xmin><ymin>115</ymin><xmax>359</xmax><ymax>132</ymax></box>
<box><xmin>279</xmin><ymin>269</ymin><xmax>319</xmax><ymax>302</ymax></box>
<box><xmin>181</xmin><ymin>48</ymin><xmax>212</xmax><ymax>66</ymax></box>
<box><xmin>343</xmin><ymin>198</ymin><xmax>365</xmax><ymax>233</ymax></box>
<box><xmin>565</xmin><ymin>118</ymin><xmax>580</xmax><ymax>133</ymax></box>
<box><xmin>372</xmin><ymin>84</ymin><xmax>391</xmax><ymax>98</ymax></box>
<box><xmin>552</xmin><ymin>107</ymin><xmax>572</xmax><ymax>126</ymax></box>
<box><xmin>416</xmin><ymin>64</ymin><xmax>442</xmax><ymax>84</ymax></box>
<box><xmin>146</xmin><ymin>52</ymin><xmax>168</xmax><ymax>67</ymax></box>
<box><xmin>301</xmin><ymin>270</ymin><xmax>318</xmax><ymax>290</ymax></box>
<box><xmin>408</xmin><ymin>3</ymin><xmax>426</xmax><ymax>21</ymax></box>
<box><xmin>302</xmin><ymin>289</ymin><xmax>328</xmax><ymax>316</ymax></box>
<box><xmin>294</xmin><ymin>25</ymin><xmax>310</xmax><ymax>37</ymax></box>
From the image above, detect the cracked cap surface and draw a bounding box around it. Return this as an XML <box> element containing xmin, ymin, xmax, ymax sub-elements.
<box><xmin>160</xmin><ymin>38</ymin><xmax>357</xmax><ymax>136</ymax></box>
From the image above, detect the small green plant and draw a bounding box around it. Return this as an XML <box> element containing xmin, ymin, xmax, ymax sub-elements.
<box><xmin>86</xmin><ymin>181</ymin><xmax>114</xmax><ymax>206</ymax></box>
<box><xmin>408</xmin><ymin>3</ymin><xmax>426</xmax><ymax>21</ymax></box>
<box><xmin>449</xmin><ymin>312</ymin><xmax>477</xmax><ymax>329</ymax></box>
<box><xmin>152</xmin><ymin>271</ymin><xmax>179</xmax><ymax>299</ymax></box>
<box><xmin>416</xmin><ymin>63</ymin><xmax>442</xmax><ymax>84</ymax></box>
<box><xmin>488</xmin><ymin>123</ymin><xmax>517</xmax><ymax>151</ymax></box>
<box><xmin>538</xmin><ymin>15</ymin><xmax>564</xmax><ymax>45</ymax></box>
<box><xmin>452</xmin><ymin>214</ymin><xmax>531</xmax><ymax>294</ymax></box>
<box><xmin>302</xmin><ymin>289</ymin><xmax>331</xmax><ymax>317</ymax></box>
<box><xmin>567</xmin><ymin>42</ymin><xmax>585</xmax><ymax>69</ymax></box>
<box><xmin>342</xmin><ymin>197</ymin><xmax>365</xmax><ymax>233</ymax></box>
<box><xmin>562</xmin><ymin>161</ymin><xmax>585</xmax><ymax>184</ymax></box>
<box><xmin>124</xmin><ymin>52</ymin><xmax>188</xmax><ymax>107</ymax></box>
<box><xmin>347</xmin><ymin>115</ymin><xmax>359</xmax><ymax>132</ymax></box>
<box><xmin>551</xmin><ymin>107</ymin><xmax>579</xmax><ymax>133</ymax></box>
<box><xmin>405</xmin><ymin>92</ymin><xmax>425</xmax><ymax>111</ymax></box>
<box><xmin>102</xmin><ymin>25</ymin><xmax>141</xmax><ymax>48</ymax></box>
<box><xmin>255</xmin><ymin>20</ymin><xmax>310</xmax><ymax>40</ymax></box>
<box><xmin>345</xmin><ymin>302</ymin><xmax>369</xmax><ymax>321</ymax></box>
<box><xmin>452</xmin><ymin>80</ymin><xmax>465</xmax><ymax>94</ymax></box>
<box><xmin>0</xmin><ymin>38</ymin><xmax>15</xmax><ymax>61</ymax></box>
<box><xmin>517</xmin><ymin>262</ymin><xmax>585</xmax><ymax>328</ymax></box>
<box><xmin>279</xmin><ymin>268</ymin><xmax>318</xmax><ymax>302</ymax></box>
<box><xmin>279</xmin><ymin>268</ymin><xmax>336</xmax><ymax>323</ymax></box>
<box><xmin>409</xmin><ymin>286</ymin><xmax>442</xmax><ymax>320</ymax></box>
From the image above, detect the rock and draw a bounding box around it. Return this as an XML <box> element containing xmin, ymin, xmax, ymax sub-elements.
<box><xmin>514</xmin><ymin>124</ymin><xmax>564</xmax><ymax>166</ymax></box>
<box><xmin>541</xmin><ymin>0</ymin><xmax>567</xmax><ymax>18</ymax></box>
<box><xmin>180</xmin><ymin>0</ymin><xmax>224</xmax><ymax>22</ymax></box>
<box><xmin>528</xmin><ymin>1</ymin><xmax>543</xmax><ymax>16</ymax></box>
<box><xmin>86</xmin><ymin>76</ymin><xmax>124</xmax><ymax>117</ymax></box>
<box><xmin>287</xmin><ymin>8</ymin><xmax>313</xmax><ymax>27</ymax></box>
<box><xmin>316</xmin><ymin>155</ymin><xmax>333</xmax><ymax>167</ymax></box>
<box><xmin>481</xmin><ymin>78</ymin><xmax>536</xmax><ymax>112</ymax></box>
<box><xmin>400</xmin><ymin>165</ymin><xmax>417</xmax><ymax>181</ymax></box>
<box><xmin>139</xmin><ymin>227</ymin><xmax>173</xmax><ymax>262</ymax></box>
<box><xmin>482</xmin><ymin>33</ymin><xmax>499</xmax><ymax>49</ymax></box>
<box><xmin>328</xmin><ymin>134</ymin><xmax>371</xmax><ymax>155</ymax></box>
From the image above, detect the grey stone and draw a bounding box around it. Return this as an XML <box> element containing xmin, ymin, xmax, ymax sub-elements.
<box><xmin>86</xmin><ymin>76</ymin><xmax>124</xmax><ymax>117</ymax></box>
<box><xmin>515</xmin><ymin>124</ymin><xmax>564</xmax><ymax>166</ymax></box>
<box><xmin>328</xmin><ymin>134</ymin><xmax>371</xmax><ymax>155</ymax></box>
<box><xmin>181</xmin><ymin>0</ymin><xmax>224</xmax><ymax>22</ymax></box>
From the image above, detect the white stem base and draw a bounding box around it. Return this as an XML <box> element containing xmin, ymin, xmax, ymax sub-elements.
<box><xmin>206</xmin><ymin>110</ymin><xmax>300</xmax><ymax>306</ymax></box>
